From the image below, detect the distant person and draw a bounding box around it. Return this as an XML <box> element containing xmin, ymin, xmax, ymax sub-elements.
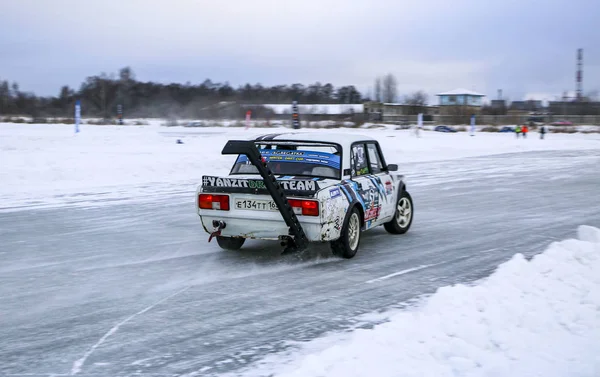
<box><xmin>515</xmin><ymin>125</ymin><xmax>522</xmax><ymax>138</ymax></box>
<box><xmin>540</xmin><ymin>125</ymin><xmax>547</xmax><ymax>139</ymax></box>
<box><xmin>522</xmin><ymin>124</ymin><xmax>529</xmax><ymax>138</ymax></box>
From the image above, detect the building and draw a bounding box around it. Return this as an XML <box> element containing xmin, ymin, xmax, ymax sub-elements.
<box><xmin>486</xmin><ymin>99</ymin><xmax>507</xmax><ymax>115</ymax></box>
<box><xmin>363</xmin><ymin>102</ymin><xmax>439</xmax><ymax>123</ymax></box>
<box><xmin>490</xmin><ymin>99</ymin><xmax>506</xmax><ymax>109</ymax></box>
<box><xmin>435</xmin><ymin>88</ymin><xmax>485</xmax><ymax>116</ymax></box>
<box><xmin>509</xmin><ymin>100</ymin><xmax>542</xmax><ymax>112</ymax></box>
<box><xmin>436</xmin><ymin>88</ymin><xmax>485</xmax><ymax>106</ymax></box>
<box><xmin>548</xmin><ymin>101</ymin><xmax>600</xmax><ymax>116</ymax></box>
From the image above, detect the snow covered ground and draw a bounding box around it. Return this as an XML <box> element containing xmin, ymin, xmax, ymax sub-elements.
<box><xmin>230</xmin><ymin>225</ymin><xmax>600</xmax><ymax>377</ymax></box>
<box><xmin>1</xmin><ymin>121</ymin><xmax>599</xmax><ymax>376</ymax></box>
<box><xmin>1</xmin><ymin>122</ymin><xmax>600</xmax><ymax>211</ymax></box>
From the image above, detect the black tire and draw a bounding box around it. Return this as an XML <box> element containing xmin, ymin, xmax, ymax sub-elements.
<box><xmin>331</xmin><ymin>207</ymin><xmax>362</xmax><ymax>259</ymax></box>
<box><xmin>384</xmin><ymin>190</ymin><xmax>413</xmax><ymax>234</ymax></box>
<box><xmin>216</xmin><ymin>236</ymin><xmax>245</xmax><ymax>250</ymax></box>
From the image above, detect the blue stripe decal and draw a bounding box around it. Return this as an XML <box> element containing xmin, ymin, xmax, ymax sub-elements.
<box><xmin>237</xmin><ymin>149</ymin><xmax>341</xmax><ymax>169</ymax></box>
<box><xmin>346</xmin><ymin>181</ymin><xmax>365</xmax><ymax>209</ymax></box>
<box><xmin>339</xmin><ymin>185</ymin><xmax>352</xmax><ymax>202</ymax></box>
<box><xmin>367</xmin><ymin>175</ymin><xmax>386</xmax><ymax>198</ymax></box>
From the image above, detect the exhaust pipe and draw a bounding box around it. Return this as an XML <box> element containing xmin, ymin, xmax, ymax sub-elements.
<box><xmin>212</xmin><ymin>220</ymin><xmax>226</xmax><ymax>229</ymax></box>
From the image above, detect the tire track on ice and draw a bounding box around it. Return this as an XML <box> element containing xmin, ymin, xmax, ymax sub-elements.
<box><xmin>70</xmin><ymin>285</ymin><xmax>191</xmax><ymax>375</ymax></box>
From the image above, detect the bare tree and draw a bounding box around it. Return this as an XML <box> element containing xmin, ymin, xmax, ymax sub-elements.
<box><xmin>374</xmin><ymin>77</ymin><xmax>382</xmax><ymax>102</ymax></box>
<box><xmin>381</xmin><ymin>73</ymin><xmax>397</xmax><ymax>103</ymax></box>
<box><xmin>402</xmin><ymin>90</ymin><xmax>428</xmax><ymax>115</ymax></box>
<box><xmin>0</xmin><ymin>80</ymin><xmax>10</xmax><ymax>114</ymax></box>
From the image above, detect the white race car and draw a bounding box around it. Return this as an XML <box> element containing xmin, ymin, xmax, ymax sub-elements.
<box><xmin>196</xmin><ymin>132</ymin><xmax>413</xmax><ymax>258</ymax></box>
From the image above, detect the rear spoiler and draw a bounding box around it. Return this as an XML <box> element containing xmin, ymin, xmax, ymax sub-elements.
<box><xmin>219</xmin><ymin>140</ymin><xmax>310</xmax><ymax>252</ymax></box>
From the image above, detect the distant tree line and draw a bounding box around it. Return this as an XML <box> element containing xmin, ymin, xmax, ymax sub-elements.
<box><xmin>0</xmin><ymin>67</ymin><xmax>366</xmax><ymax>119</ymax></box>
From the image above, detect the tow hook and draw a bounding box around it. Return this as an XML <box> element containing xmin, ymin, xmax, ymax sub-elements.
<box><xmin>208</xmin><ymin>220</ymin><xmax>226</xmax><ymax>242</ymax></box>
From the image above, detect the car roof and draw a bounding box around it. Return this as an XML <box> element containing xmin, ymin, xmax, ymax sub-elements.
<box><xmin>253</xmin><ymin>132</ymin><xmax>376</xmax><ymax>148</ymax></box>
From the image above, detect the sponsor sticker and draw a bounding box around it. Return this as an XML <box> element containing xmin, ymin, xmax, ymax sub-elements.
<box><xmin>329</xmin><ymin>187</ymin><xmax>341</xmax><ymax>199</ymax></box>
<box><xmin>385</xmin><ymin>180</ymin><xmax>393</xmax><ymax>195</ymax></box>
<box><xmin>334</xmin><ymin>217</ymin><xmax>341</xmax><ymax>230</ymax></box>
<box><xmin>236</xmin><ymin>149</ymin><xmax>340</xmax><ymax>169</ymax></box>
<box><xmin>364</xmin><ymin>205</ymin><xmax>381</xmax><ymax>222</ymax></box>
<box><xmin>202</xmin><ymin>176</ymin><xmax>318</xmax><ymax>191</ymax></box>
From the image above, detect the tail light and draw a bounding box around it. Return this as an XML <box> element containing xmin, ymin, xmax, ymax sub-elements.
<box><xmin>199</xmin><ymin>194</ymin><xmax>230</xmax><ymax>211</ymax></box>
<box><xmin>288</xmin><ymin>199</ymin><xmax>319</xmax><ymax>216</ymax></box>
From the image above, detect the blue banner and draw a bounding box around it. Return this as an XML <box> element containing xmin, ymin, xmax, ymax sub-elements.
<box><xmin>237</xmin><ymin>149</ymin><xmax>341</xmax><ymax>169</ymax></box>
<box><xmin>75</xmin><ymin>100</ymin><xmax>81</xmax><ymax>133</ymax></box>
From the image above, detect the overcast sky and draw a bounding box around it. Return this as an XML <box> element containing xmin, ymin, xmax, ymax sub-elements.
<box><xmin>1</xmin><ymin>0</ymin><xmax>599</xmax><ymax>103</ymax></box>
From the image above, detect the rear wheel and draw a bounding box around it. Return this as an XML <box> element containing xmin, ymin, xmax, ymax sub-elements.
<box><xmin>384</xmin><ymin>190</ymin><xmax>413</xmax><ymax>234</ymax></box>
<box><xmin>331</xmin><ymin>207</ymin><xmax>362</xmax><ymax>259</ymax></box>
<box><xmin>216</xmin><ymin>236</ymin><xmax>246</xmax><ymax>250</ymax></box>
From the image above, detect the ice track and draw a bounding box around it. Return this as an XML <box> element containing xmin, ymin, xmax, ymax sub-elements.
<box><xmin>0</xmin><ymin>150</ymin><xmax>599</xmax><ymax>376</ymax></box>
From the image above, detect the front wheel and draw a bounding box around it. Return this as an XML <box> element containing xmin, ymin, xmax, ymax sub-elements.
<box><xmin>384</xmin><ymin>190</ymin><xmax>413</xmax><ymax>234</ymax></box>
<box><xmin>331</xmin><ymin>207</ymin><xmax>362</xmax><ymax>259</ymax></box>
<box><xmin>216</xmin><ymin>236</ymin><xmax>246</xmax><ymax>250</ymax></box>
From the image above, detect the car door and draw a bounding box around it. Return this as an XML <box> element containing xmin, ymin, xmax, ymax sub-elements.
<box><xmin>365</xmin><ymin>142</ymin><xmax>395</xmax><ymax>223</ymax></box>
<box><xmin>349</xmin><ymin>142</ymin><xmax>385</xmax><ymax>230</ymax></box>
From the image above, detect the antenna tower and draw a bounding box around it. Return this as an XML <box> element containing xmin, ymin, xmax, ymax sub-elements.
<box><xmin>576</xmin><ymin>48</ymin><xmax>583</xmax><ymax>101</ymax></box>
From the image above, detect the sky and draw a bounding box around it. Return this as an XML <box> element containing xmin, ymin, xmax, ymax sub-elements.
<box><xmin>1</xmin><ymin>0</ymin><xmax>599</xmax><ymax>104</ymax></box>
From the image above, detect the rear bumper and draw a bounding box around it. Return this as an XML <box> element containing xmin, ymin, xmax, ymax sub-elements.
<box><xmin>198</xmin><ymin>209</ymin><xmax>327</xmax><ymax>242</ymax></box>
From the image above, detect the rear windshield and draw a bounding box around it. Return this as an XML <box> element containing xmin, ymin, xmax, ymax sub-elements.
<box><xmin>230</xmin><ymin>144</ymin><xmax>341</xmax><ymax>179</ymax></box>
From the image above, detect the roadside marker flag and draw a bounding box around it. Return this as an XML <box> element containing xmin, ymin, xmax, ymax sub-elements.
<box><xmin>75</xmin><ymin>100</ymin><xmax>81</xmax><ymax>134</ymax></box>
<box><xmin>245</xmin><ymin>110</ymin><xmax>251</xmax><ymax>130</ymax></box>
<box><xmin>292</xmin><ymin>101</ymin><xmax>300</xmax><ymax>129</ymax></box>
<box><xmin>415</xmin><ymin>113</ymin><xmax>423</xmax><ymax>137</ymax></box>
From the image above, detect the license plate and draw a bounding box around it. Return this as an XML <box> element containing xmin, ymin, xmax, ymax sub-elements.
<box><xmin>235</xmin><ymin>199</ymin><xmax>279</xmax><ymax>211</ymax></box>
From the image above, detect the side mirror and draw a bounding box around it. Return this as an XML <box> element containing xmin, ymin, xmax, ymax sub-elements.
<box><xmin>387</xmin><ymin>164</ymin><xmax>398</xmax><ymax>172</ymax></box>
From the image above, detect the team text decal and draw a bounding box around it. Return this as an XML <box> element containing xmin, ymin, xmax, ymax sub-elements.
<box><xmin>202</xmin><ymin>176</ymin><xmax>318</xmax><ymax>191</ymax></box>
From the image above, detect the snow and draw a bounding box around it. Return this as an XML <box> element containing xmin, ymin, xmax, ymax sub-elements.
<box><xmin>1</xmin><ymin>122</ymin><xmax>600</xmax><ymax>211</ymax></box>
<box><xmin>261</xmin><ymin>104</ymin><xmax>364</xmax><ymax>115</ymax></box>
<box><xmin>229</xmin><ymin>225</ymin><xmax>600</xmax><ymax>377</ymax></box>
<box><xmin>2</xmin><ymin>121</ymin><xmax>600</xmax><ymax>376</ymax></box>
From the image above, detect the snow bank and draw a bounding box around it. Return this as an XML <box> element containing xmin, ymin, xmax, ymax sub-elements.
<box><xmin>236</xmin><ymin>226</ymin><xmax>600</xmax><ymax>377</ymax></box>
<box><xmin>1</xmin><ymin>122</ymin><xmax>600</xmax><ymax>211</ymax></box>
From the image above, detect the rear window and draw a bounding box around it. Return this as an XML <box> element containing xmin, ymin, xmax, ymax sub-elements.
<box><xmin>230</xmin><ymin>144</ymin><xmax>341</xmax><ymax>179</ymax></box>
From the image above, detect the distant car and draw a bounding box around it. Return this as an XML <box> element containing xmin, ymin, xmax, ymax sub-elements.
<box><xmin>499</xmin><ymin>126</ymin><xmax>515</xmax><ymax>133</ymax></box>
<box><xmin>434</xmin><ymin>125</ymin><xmax>457</xmax><ymax>133</ymax></box>
<box><xmin>196</xmin><ymin>133</ymin><xmax>413</xmax><ymax>259</ymax></box>
<box><xmin>551</xmin><ymin>120</ymin><xmax>573</xmax><ymax>126</ymax></box>
<box><xmin>187</xmin><ymin>121</ymin><xmax>207</xmax><ymax>127</ymax></box>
